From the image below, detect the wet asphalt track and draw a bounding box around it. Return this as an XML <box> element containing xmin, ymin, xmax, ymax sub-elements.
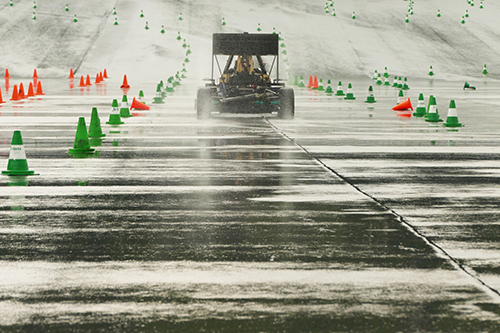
<box><xmin>1</xmin><ymin>76</ymin><xmax>500</xmax><ymax>332</ymax></box>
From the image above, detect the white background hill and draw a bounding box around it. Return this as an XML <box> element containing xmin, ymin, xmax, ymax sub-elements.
<box><xmin>0</xmin><ymin>0</ymin><xmax>499</xmax><ymax>83</ymax></box>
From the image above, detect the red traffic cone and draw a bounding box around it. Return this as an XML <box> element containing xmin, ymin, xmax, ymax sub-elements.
<box><xmin>0</xmin><ymin>87</ymin><xmax>5</xmax><ymax>103</ymax></box>
<box><xmin>18</xmin><ymin>83</ymin><xmax>26</xmax><ymax>99</ymax></box>
<box><xmin>36</xmin><ymin>80</ymin><xmax>45</xmax><ymax>95</ymax></box>
<box><xmin>10</xmin><ymin>85</ymin><xmax>20</xmax><ymax>101</ymax></box>
<box><xmin>99</xmin><ymin>71</ymin><xmax>104</xmax><ymax>82</ymax></box>
<box><xmin>306</xmin><ymin>75</ymin><xmax>313</xmax><ymax>88</ymax></box>
<box><xmin>33</xmin><ymin>69</ymin><xmax>38</xmax><ymax>79</ymax></box>
<box><xmin>4</xmin><ymin>69</ymin><xmax>10</xmax><ymax>79</ymax></box>
<box><xmin>312</xmin><ymin>75</ymin><xmax>319</xmax><ymax>89</ymax></box>
<box><xmin>103</xmin><ymin>69</ymin><xmax>109</xmax><ymax>78</ymax></box>
<box><xmin>26</xmin><ymin>82</ymin><xmax>35</xmax><ymax>97</ymax></box>
<box><xmin>130</xmin><ymin>97</ymin><xmax>150</xmax><ymax>110</ymax></box>
<box><xmin>120</xmin><ymin>74</ymin><xmax>130</xmax><ymax>88</ymax></box>
<box><xmin>68</xmin><ymin>68</ymin><xmax>75</xmax><ymax>78</ymax></box>
<box><xmin>95</xmin><ymin>73</ymin><xmax>101</xmax><ymax>84</ymax></box>
<box><xmin>85</xmin><ymin>74</ymin><xmax>92</xmax><ymax>86</ymax></box>
<box><xmin>392</xmin><ymin>98</ymin><xmax>413</xmax><ymax>111</ymax></box>
<box><xmin>78</xmin><ymin>75</ymin><xmax>85</xmax><ymax>87</ymax></box>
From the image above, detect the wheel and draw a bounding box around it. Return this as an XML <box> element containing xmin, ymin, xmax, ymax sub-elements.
<box><xmin>278</xmin><ymin>87</ymin><xmax>294</xmax><ymax>119</ymax></box>
<box><xmin>196</xmin><ymin>88</ymin><xmax>214</xmax><ymax>119</ymax></box>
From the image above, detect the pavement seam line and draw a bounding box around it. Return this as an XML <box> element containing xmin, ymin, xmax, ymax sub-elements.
<box><xmin>265</xmin><ymin>117</ymin><xmax>500</xmax><ymax>302</ymax></box>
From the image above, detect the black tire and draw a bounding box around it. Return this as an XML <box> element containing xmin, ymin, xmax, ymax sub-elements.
<box><xmin>278</xmin><ymin>87</ymin><xmax>294</xmax><ymax>119</ymax></box>
<box><xmin>197</xmin><ymin>88</ymin><xmax>214</xmax><ymax>119</ymax></box>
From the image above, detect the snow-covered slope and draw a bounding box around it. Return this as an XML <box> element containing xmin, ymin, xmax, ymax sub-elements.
<box><xmin>0</xmin><ymin>0</ymin><xmax>499</xmax><ymax>82</ymax></box>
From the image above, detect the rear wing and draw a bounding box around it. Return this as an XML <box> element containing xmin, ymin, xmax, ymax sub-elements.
<box><xmin>212</xmin><ymin>33</ymin><xmax>279</xmax><ymax>55</ymax></box>
<box><xmin>211</xmin><ymin>33</ymin><xmax>281</xmax><ymax>82</ymax></box>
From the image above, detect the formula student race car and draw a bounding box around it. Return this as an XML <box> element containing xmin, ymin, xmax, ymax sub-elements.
<box><xmin>196</xmin><ymin>32</ymin><xmax>294</xmax><ymax>119</ymax></box>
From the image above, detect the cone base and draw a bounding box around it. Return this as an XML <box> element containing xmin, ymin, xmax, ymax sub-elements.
<box><xmin>106</xmin><ymin>120</ymin><xmax>124</xmax><ymax>125</ymax></box>
<box><xmin>2</xmin><ymin>170</ymin><xmax>37</xmax><ymax>176</ymax></box>
<box><xmin>425</xmin><ymin>119</ymin><xmax>443</xmax><ymax>122</ymax></box>
<box><xmin>443</xmin><ymin>123</ymin><xmax>463</xmax><ymax>127</ymax></box>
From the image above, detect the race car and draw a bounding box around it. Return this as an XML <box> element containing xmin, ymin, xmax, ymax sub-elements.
<box><xmin>196</xmin><ymin>32</ymin><xmax>294</xmax><ymax>119</ymax></box>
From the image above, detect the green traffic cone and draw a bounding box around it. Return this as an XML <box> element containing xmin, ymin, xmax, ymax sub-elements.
<box><xmin>68</xmin><ymin>117</ymin><xmax>95</xmax><ymax>156</ymax></box>
<box><xmin>375</xmin><ymin>74</ymin><xmax>383</xmax><ymax>85</ymax></box>
<box><xmin>317</xmin><ymin>79</ymin><xmax>325</xmax><ymax>91</ymax></box>
<box><xmin>425</xmin><ymin>96</ymin><xmax>443</xmax><ymax>122</ymax></box>
<box><xmin>2</xmin><ymin>130</ymin><xmax>38</xmax><ymax>176</ymax></box>
<box><xmin>325</xmin><ymin>79</ymin><xmax>334</xmax><ymax>94</ymax></box>
<box><xmin>88</xmin><ymin>107</ymin><xmax>106</xmax><ymax>138</ymax></box>
<box><xmin>365</xmin><ymin>86</ymin><xmax>376</xmax><ymax>103</ymax></box>
<box><xmin>482</xmin><ymin>64</ymin><xmax>488</xmax><ymax>75</ymax></box>
<box><xmin>443</xmin><ymin>100</ymin><xmax>463</xmax><ymax>127</ymax></box>
<box><xmin>425</xmin><ymin>95</ymin><xmax>434</xmax><ymax>117</ymax></box>
<box><xmin>402</xmin><ymin>77</ymin><xmax>410</xmax><ymax>90</ymax></box>
<box><xmin>298</xmin><ymin>76</ymin><xmax>305</xmax><ymax>88</ymax></box>
<box><xmin>344</xmin><ymin>83</ymin><xmax>356</xmax><ymax>100</ymax></box>
<box><xmin>413</xmin><ymin>93</ymin><xmax>426</xmax><ymax>117</ymax></box>
<box><xmin>397</xmin><ymin>90</ymin><xmax>405</xmax><ymax>104</ymax></box>
<box><xmin>428</xmin><ymin>65</ymin><xmax>435</xmax><ymax>76</ymax></box>
<box><xmin>120</xmin><ymin>95</ymin><xmax>132</xmax><ymax>117</ymax></box>
<box><xmin>463</xmin><ymin>81</ymin><xmax>476</xmax><ymax>90</ymax></box>
<box><xmin>138</xmin><ymin>90</ymin><xmax>146</xmax><ymax>103</ymax></box>
<box><xmin>293</xmin><ymin>76</ymin><xmax>298</xmax><ymax>86</ymax></box>
<box><xmin>397</xmin><ymin>77</ymin><xmax>403</xmax><ymax>89</ymax></box>
<box><xmin>335</xmin><ymin>81</ymin><xmax>345</xmax><ymax>96</ymax></box>
<box><xmin>106</xmin><ymin>99</ymin><xmax>124</xmax><ymax>125</ymax></box>
<box><xmin>152</xmin><ymin>84</ymin><xmax>165</xmax><ymax>104</ymax></box>
<box><xmin>392</xmin><ymin>76</ymin><xmax>398</xmax><ymax>87</ymax></box>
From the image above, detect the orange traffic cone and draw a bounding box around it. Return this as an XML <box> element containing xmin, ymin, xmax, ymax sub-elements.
<box><xmin>4</xmin><ymin>69</ymin><xmax>10</xmax><ymax>79</ymax></box>
<box><xmin>36</xmin><ymin>80</ymin><xmax>45</xmax><ymax>95</ymax></box>
<box><xmin>0</xmin><ymin>87</ymin><xmax>5</xmax><ymax>103</ymax></box>
<box><xmin>120</xmin><ymin>74</ymin><xmax>130</xmax><ymax>88</ymax></box>
<box><xmin>68</xmin><ymin>68</ymin><xmax>75</xmax><ymax>78</ymax></box>
<box><xmin>18</xmin><ymin>83</ymin><xmax>25</xmax><ymax>99</ymax></box>
<box><xmin>85</xmin><ymin>74</ymin><xmax>92</xmax><ymax>86</ymax></box>
<box><xmin>33</xmin><ymin>69</ymin><xmax>38</xmax><ymax>79</ymax></box>
<box><xmin>10</xmin><ymin>85</ymin><xmax>20</xmax><ymax>101</ymax></box>
<box><xmin>130</xmin><ymin>97</ymin><xmax>150</xmax><ymax>110</ymax></box>
<box><xmin>392</xmin><ymin>98</ymin><xmax>413</xmax><ymax>111</ymax></box>
<box><xmin>99</xmin><ymin>71</ymin><xmax>104</xmax><ymax>81</ymax></box>
<box><xmin>103</xmin><ymin>69</ymin><xmax>109</xmax><ymax>78</ymax></box>
<box><xmin>95</xmin><ymin>73</ymin><xmax>101</xmax><ymax>84</ymax></box>
<box><xmin>312</xmin><ymin>75</ymin><xmax>319</xmax><ymax>89</ymax></box>
<box><xmin>306</xmin><ymin>75</ymin><xmax>313</xmax><ymax>88</ymax></box>
<box><xmin>78</xmin><ymin>75</ymin><xmax>85</xmax><ymax>87</ymax></box>
<box><xmin>26</xmin><ymin>82</ymin><xmax>35</xmax><ymax>97</ymax></box>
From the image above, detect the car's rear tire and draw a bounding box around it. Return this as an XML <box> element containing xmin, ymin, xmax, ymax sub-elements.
<box><xmin>197</xmin><ymin>88</ymin><xmax>214</xmax><ymax>119</ymax></box>
<box><xmin>278</xmin><ymin>87</ymin><xmax>294</xmax><ymax>119</ymax></box>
